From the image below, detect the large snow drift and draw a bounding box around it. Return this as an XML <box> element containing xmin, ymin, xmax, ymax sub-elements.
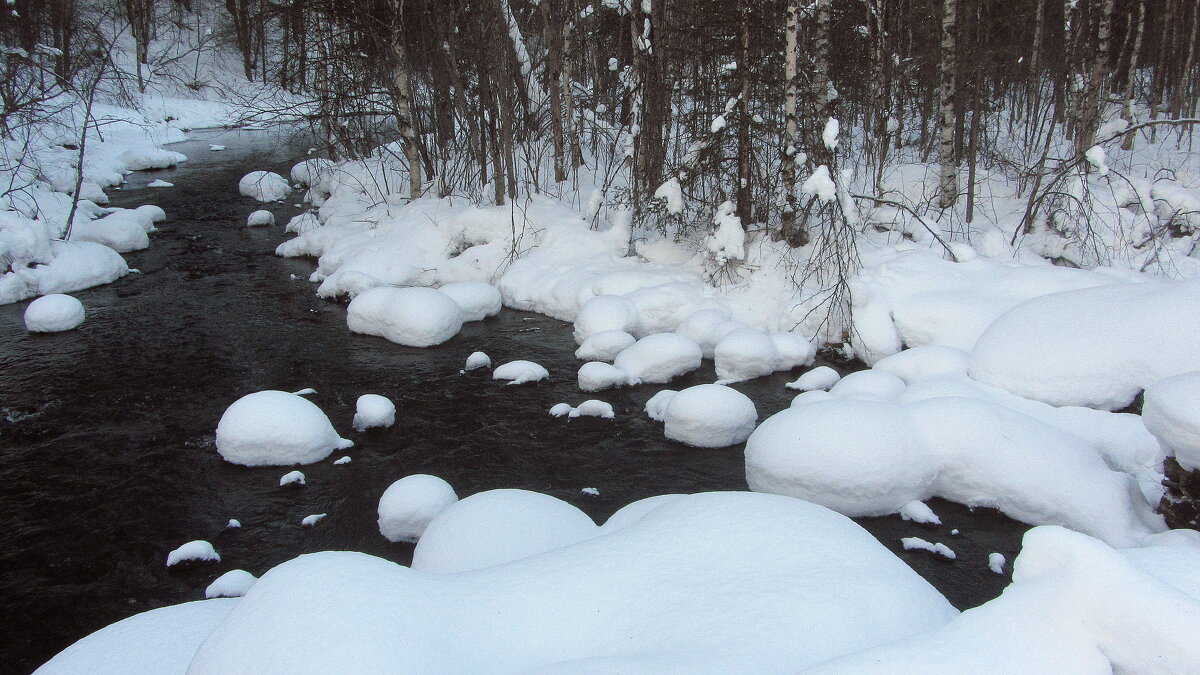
<box><xmin>216</xmin><ymin>390</ymin><xmax>353</xmax><ymax>466</ymax></box>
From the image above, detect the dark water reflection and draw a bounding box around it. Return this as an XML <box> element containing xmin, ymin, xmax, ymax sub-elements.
<box><xmin>0</xmin><ymin>129</ymin><xmax>1027</xmax><ymax>675</ymax></box>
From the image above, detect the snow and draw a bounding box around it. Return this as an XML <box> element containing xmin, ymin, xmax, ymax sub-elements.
<box><xmin>246</xmin><ymin>210</ymin><xmax>274</xmax><ymax>227</ymax></box>
<box><xmin>278</xmin><ymin>470</ymin><xmax>305</xmax><ymax>487</ymax></box>
<box><xmin>1143</xmin><ymin>371</ymin><xmax>1200</xmax><ymax>470</ymax></box>
<box><xmin>969</xmin><ymin>280</ymin><xmax>1200</xmax><ymax>409</ymax></box>
<box><xmin>612</xmin><ymin>333</ymin><xmax>702</xmax><ymax>383</ymax></box>
<box><xmin>238</xmin><ymin>171</ymin><xmax>290</xmax><ymax>202</ymax></box>
<box><xmin>346</xmin><ymin>286</ymin><xmax>463</xmax><ymax>348</ymax></box>
<box><xmin>786</xmin><ymin>366</ymin><xmax>841</xmax><ymax>391</ymax></box>
<box><xmin>707</xmin><ymin>200</ymin><xmax>745</xmax><ymax>265</ymax></box>
<box><xmin>873</xmin><ymin>345</ymin><xmax>970</xmax><ymax>383</ymax></box>
<box><xmin>568</xmin><ymin>399</ymin><xmax>615</xmax><ymax>419</ymax></box>
<box><xmin>492</xmin><ymin>360</ymin><xmax>549</xmax><ymax>385</ymax></box>
<box><xmin>146</xmin><ymin>179</ymin><xmax>173</xmax><ymax>188</ymax></box>
<box><xmin>334</xmin><ymin>456</ymin><xmax>351</xmax><ymax>465</ymax></box>
<box><xmin>464</xmin><ymin>351</ymin><xmax>491</xmax><ymax>371</ymax></box>
<box><xmin>900</xmin><ymin>500</ymin><xmax>942</xmax><ymax>526</ymax></box>
<box><xmin>574</xmin><ymin>329</ymin><xmax>635</xmax><ymax>361</ymax></box>
<box><xmin>181</xmin><ymin>492</ymin><xmax>955</xmax><ymax>673</ymax></box>
<box><xmin>353</xmin><ymin>394</ymin><xmax>395</xmax><ymax>431</ymax></box>
<box><xmin>225</xmin><ymin>519</ymin><xmax>241</xmax><ymax>529</ymax></box>
<box><xmin>581</xmin><ymin>487</ymin><xmax>600</xmax><ymax>496</ymax></box>
<box><xmin>215</xmin><ymin>390</ymin><xmax>353</xmax><ymax>466</ymax></box>
<box><xmin>675</xmin><ymin>308</ymin><xmax>737</xmax><ymax>359</ymax></box>
<box><xmin>290</xmin><ymin>158</ymin><xmax>334</xmax><ymax>187</ymax></box>
<box><xmin>644</xmin><ymin>389</ymin><xmax>677</xmax><ymax>422</ymax></box>
<box><xmin>378</xmin><ymin>474</ymin><xmax>460</xmax><ymax>543</ymax></box>
<box><xmin>822</xmin><ymin>117</ymin><xmax>840</xmax><ymax>150</ymax></box>
<box><xmin>549</xmin><ymin>402</ymin><xmax>574</xmax><ymax>417</ymax></box>
<box><xmin>437</xmin><ymin>281</ymin><xmax>501</xmax><ymax>322</ymax></box>
<box><xmin>802</xmin><ymin>165</ymin><xmax>837</xmax><ymax>202</ymax></box>
<box><xmin>901</xmin><ymin>537</ymin><xmax>956</xmax><ymax>560</ymax></box>
<box><xmin>283</xmin><ymin>213</ymin><xmax>320</xmax><ymax>234</ymax></box>
<box><xmin>119</xmin><ymin>146</ymin><xmax>186</xmax><ymax>171</ymax></box>
<box><xmin>301</xmin><ymin>513</ymin><xmax>326</xmax><ymax>527</ymax></box>
<box><xmin>24</xmin><ymin>294</ymin><xmax>85</xmax><ymax>332</ymax></box>
<box><xmin>68</xmin><ymin>210</ymin><xmax>150</xmax><ymax>252</ymax></box>
<box><xmin>661</xmin><ymin>384</ymin><xmax>757</xmax><ymax>448</ymax></box>
<box><xmin>828</xmin><ymin>369</ymin><xmax>907</xmax><ymax>400</ymax></box>
<box><xmin>653</xmin><ymin>177</ymin><xmax>683</xmax><ymax>215</ymax></box>
<box><xmin>205</xmin><ymin>570</ymin><xmax>257</xmax><ymax>598</ymax></box>
<box><xmin>166</xmin><ymin>540</ymin><xmax>219</xmax><ymax>567</ymax></box>
<box><xmin>577</xmin><ymin>361</ymin><xmax>633</xmax><ymax>391</ymax></box>
<box><xmin>714</xmin><ymin>329</ymin><xmax>778</xmax><ymax>381</ymax></box>
<box><xmin>210</xmin><ymin>145</ymin><xmax>226</xmax><ymax>151</ymax></box>
<box><xmin>745</xmin><ymin>395</ymin><xmax>1162</xmax><ymax>547</ymax></box>
<box><xmin>988</xmin><ymin>552</ymin><xmax>1006</xmax><ymax>574</ymax></box>
<box><xmin>573</xmin><ymin>294</ymin><xmax>641</xmax><ymax>344</ymax></box>
<box><xmin>1</xmin><ymin>240</ymin><xmax>130</xmax><ymax>305</ymax></box>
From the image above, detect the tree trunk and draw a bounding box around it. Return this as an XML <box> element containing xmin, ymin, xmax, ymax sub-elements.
<box><xmin>389</xmin><ymin>0</ymin><xmax>422</xmax><ymax>199</ymax></box>
<box><xmin>780</xmin><ymin>0</ymin><xmax>805</xmax><ymax>246</ymax></box>
<box><xmin>938</xmin><ymin>0</ymin><xmax>959</xmax><ymax>209</ymax></box>
<box><xmin>735</xmin><ymin>0</ymin><xmax>751</xmax><ymax>226</ymax></box>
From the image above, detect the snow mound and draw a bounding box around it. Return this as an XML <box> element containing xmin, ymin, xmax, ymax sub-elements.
<box><xmin>69</xmin><ymin>210</ymin><xmax>150</xmax><ymax>252</ymax></box>
<box><xmin>969</xmin><ymin>280</ymin><xmax>1200</xmax><ymax>409</ymax></box>
<box><xmin>438</xmin><ymin>282</ymin><xmax>502</xmax><ymax>322</ymax></box>
<box><xmin>238</xmin><ymin>171</ymin><xmax>291</xmax><ymax>202</ymax></box>
<box><xmin>662</xmin><ymin>384</ymin><xmax>757</xmax><ymax>448</ymax></box>
<box><xmin>492</xmin><ymin>360</ymin><xmax>548</xmax><ymax>385</ymax></box>
<box><xmin>184</xmin><ymin>492</ymin><xmax>955</xmax><ymax>673</ymax></box>
<box><xmin>24</xmin><ymin>294</ymin><xmax>85</xmax><ymax>332</ymax></box>
<box><xmin>578</xmin><ymin>361</ymin><xmax>634</xmax><ymax>391</ymax></box>
<box><xmin>412</xmin><ymin>489</ymin><xmax>598</xmax><ymax>574</ymax></box>
<box><xmin>828</xmin><ymin>369</ymin><xmax>907</xmax><ymax>401</ymax></box>
<box><xmin>353</xmin><ymin>394</ymin><xmax>395</xmax><ymax>431</ymax></box>
<box><xmin>573</xmin><ymin>294</ymin><xmax>641</xmax><ymax>344</ymax></box>
<box><xmin>216</xmin><ymin>390</ymin><xmax>353</xmax><ymax>466</ymax></box>
<box><xmin>772</xmin><ymin>332</ymin><xmax>818</xmax><ymax>370</ymax></box>
<box><xmin>988</xmin><ymin>552</ymin><xmax>1006</xmax><ymax>574</ymax></box>
<box><xmin>676</xmin><ymin>308</ymin><xmax>740</xmax><ymax>359</ymax></box>
<box><xmin>166</xmin><ymin>540</ymin><xmax>219</xmax><ymax>567</ymax></box>
<box><xmin>612</xmin><ymin>333</ymin><xmax>702</xmax><ymax>383</ymax></box>
<box><xmin>346</xmin><ymin>286</ymin><xmax>463</xmax><ymax>348</ymax></box>
<box><xmin>246</xmin><ymin>210</ymin><xmax>274</xmax><ymax>227</ymax></box>
<box><xmin>902</xmin><ymin>537</ymin><xmax>956</xmax><ymax>560</ymax></box>
<box><xmin>899</xmin><ymin>500</ymin><xmax>942</xmax><ymax>526</ymax></box>
<box><xmin>146</xmin><ymin>179</ymin><xmax>173</xmax><ymax>188</ymax></box>
<box><xmin>786</xmin><ymin>366</ymin><xmax>841</xmax><ymax>391</ymax></box>
<box><xmin>569</xmin><ymin>400</ymin><xmax>615</xmax><ymax>419</ymax></box>
<box><xmin>301</xmin><ymin>513</ymin><xmax>326</xmax><ymax>527</ymax></box>
<box><xmin>284</xmin><ymin>213</ymin><xmax>321</xmax><ymax>234</ymax></box>
<box><xmin>0</xmin><ymin>240</ymin><xmax>128</xmax><ymax>305</ymax></box>
<box><xmin>119</xmin><ymin>146</ymin><xmax>186</xmax><ymax>171</ymax></box>
<box><xmin>136</xmin><ymin>205</ymin><xmax>167</xmax><ymax>224</ymax></box>
<box><xmin>745</xmin><ymin>397</ymin><xmax>1161</xmax><ymax>547</ymax></box>
<box><xmin>279</xmin><ymin>470</ymin><xmax>305</xmax><ymax>487</ymax></box>
<box><xmin>644</xmin><ymin>389</ymin><xmax>677</xmax><ymax>421</ymax></box>
<box><xmin>378</xmin><ymin>474</ymin><xmax>460</xmax><ymax>543</ymax></box>
<box><xmin>574</xmin><ymin>329</ymin><xmax>635</xmax><ymax>361</ymax></box>
<box><xmin>874</xmin><ymin>345</ymin><xmax>970</xmax><ymax>383</ymax></box>
<box><xmin>334</xmin><ymin>456</ymin><xmax>351</xmax><ymax>465</ymax></box>
<box><xmin>464</xmin><ymin>351</ymin><xmax>491</xmax><ymax>371</ymax></box>
<box><xmin>290</xmin><ymin>159</ymin><xmax>335</xmax><ymax>187</ymax></box>
<box><xmin>205</xmin><ymin>570</ymin><xmax>257</xmax><ymax>599</ymax></box>
<box><xmin>549</xmin><ymin>402</ymin><xmax>574</xmax><ymax>417</ymax></box>
<box><xmin>714</xmin><ymin>329</ymin><xmax>778</xmax><ymax>381</ymax></box>
<box><xmin>1144</xmin><ymin>372</ymin><xmax>1200</xmax><ymax>470</ymax></box>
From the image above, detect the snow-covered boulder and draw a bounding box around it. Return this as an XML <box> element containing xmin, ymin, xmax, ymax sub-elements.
<box><xmin>969</xmin><ymin>280</ymin><xmax>1200</xmax><ymax>409</ymax></box>
<box><xmin>662</xmin><ymin>384</ymin><xmax>757</xmax><ymax>448</ymax></box>
<box><xmin>216</xmin><ymin>390</ymin><xmax>353</xmax><ymax>466</ymax></box>
<box><xmin>238</xmin><ymin>171</ymin><xmax>291</xmax><ymax>202</ymax></box>
<box><xmin>166</xmin><ymin>540</ymin><xmax>219</xmax><ymax>567</ymax></box>
<box><xmin>24</xmin><ymin>294</ymin><xmax>85</xmax><ymax>332</ymax></box>
<box><xmin>205</xmin><ymin>570</ymin><xmax>257</xmax><ymax>599</ymax></box>
<box><xmin>119</xmin><ymin>146</ymin><xmax>186</xmax><ymax>171</ymax></box>
<box><xmin>574</xmin><ymin>329</ymin><xmax>635</xmax><ymax>362</ymax></box>
<box><xmin>438</xmin><ymin>282</ymin><xmax>502</xmax><ymax>322</ymax></box>
<box><xmin>492</xmin><ymin>360</ymin><xmax>549</xmax><ymax>385</ymax></box>
<box><xmin>644</xmin><ymin>389</ymin><xmax>677</xmax><ymax>421</ymax></box>
<box><xmin>412</xmin><ymin>489</ymin><xmax>598</xmax><ymax>574</ymax></box>
<box><xmin>714</xmin><ymin>329</ymin><xmax>778</xmax><ymax>381</ymax></box>
<box><xmin>285</xmin><ymin>213</ymin><xmax>321</xmax><ymax>234</ymax></box>
<box><xmin>874</xmin><ymin>345</ymin><xmax>970</xmax><ymax>384</ymax></box>
<box><xmin>771</xmin><ymin>332</ymin><xmax>817</xmax><ymax>370</ymax></box>
<box><xmin>377</xmin><ymin>474</ymin><xmax>460</xmax><ymax>543</ymax></box>
<box><xmin>353</xmin><ymin>394</ymin><xmax>395</xmax><ymax>431</ymax></box>
<box><xmin>290</xmin><ymin>158</ymin><xmax>335</xmax><ymax>187</ymax></box>
<box><xmin>69</xmin><ymin>210</ymin><xmax>150</xmax><ymax>252</ymax></box>
<box><xmin>613</xmin><ymin>333</ymin><xmax>702</xmax><ymax>383</ymax></box>
<box><xmin>676</xmin><ymin>308</ymin><xmax>740</xmax><ymax>359</ymax></box>
<box><xmin>301</xmin><ymin>513</ymin><xmax>326</xmax><ymax>527</ymax></box>
<box><xmin>246</xmin><ymin>210</ymin><xmax>275</xmax><ymax>227</ymax></box>
<box><xmin>279</xmin><ymin>470</ymin><xmax>305</xmax><ymax>487</ymax></box>
<box><xmin>135</xmin><ymin>204</ymin><xmax>167</xmax><ymax>225</ymax></box>
<box><xmin>786</xmin><ymin>366</ymin><xmax>841</xmax><ymax>391</ymax></box>
<box><xmin>1144</xmin><ymin>372</ymin><xmax>1200</xmax><ymax>470</ymax></box>
<box><xmin>578</xmin><ymin>361</ymin><xmax>633</xmax><ymax>391</ymax></box>
<box><xmin>347</xmin><ymin>286</ymin><xmax>463</xmax><ymax>348</ymax></box>
<box><xmin>464</xmin><ymin>351</ymin><xmax>491</xmax><ymax>371</ymax></box>
<box><xmin>828</xmin><ymin>369</ymin><xmax>907</xmax><ymax>401</ymax></box>
<box><xmin>569</xmin><ymin>400</ymin><xmax>615</xmax><ymax>419</ymax></box>
<box><xmin>549</xmin><ymin>403</ymin><xmax>574</xmax><ymax>417</ymax></box>
<box><xmin>573</xmin><ymin>294</ymin><xmax>641</xmax><ymax>344</ymax></box>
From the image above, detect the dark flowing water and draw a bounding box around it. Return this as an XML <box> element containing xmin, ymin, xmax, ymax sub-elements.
<box><xmin>0</xmin><ymin>129</ymin><xmax>1028</xmax><ymax>675</ymax></box>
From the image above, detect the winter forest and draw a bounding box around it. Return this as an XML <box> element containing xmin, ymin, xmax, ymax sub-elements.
<box><xmin>5</xmin><ymin>0</ymin><xmax>1200</xmax><ymax>673</ymax></box>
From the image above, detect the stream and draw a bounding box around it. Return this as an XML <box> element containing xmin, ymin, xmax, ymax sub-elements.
<box><xmin>0</xmin><ymin>129</ymin><xmax>1028</xmax><ymax>675</ymax></box>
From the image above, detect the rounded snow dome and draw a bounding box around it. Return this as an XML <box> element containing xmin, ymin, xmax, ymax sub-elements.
<box><xmin>663</xmin><ymin>384</ymin><xmax>758</xmax><ymax>448</ymax></box>
<box><xmin>216</xmin><ymin>390</ymin><xmax>353</xmax><ymax>466</ymax></box>
<box><xmin>1144</xmin><ymin>371</ymin><xmax>1200</xmax><ymax>470</ymax></box>
<box><xmin>238</xmin><ymin>171</ymin><xmax>290</xmax><ymax>202</ymax></box>
<box><xmin>377</xmin><ymin>474</ymin><xmax>460</xmax><ymax>543</ymax></box>
<box><xmin>573</xmin><ymin>294</ymin><xmax>641</xmax><ymax>344</ymax></box>
<box><xmin>346</xmin><ymin>286</ymin><xmax>463</xmax><ymax>347</ymax></box>
<box><xmin>24</xmin><ymin>294</ymin><xmax>86</xmax><ymax>332</ymax></box>
<box><xmin>438</xmin><ymin>282</ymin><xmax>502</xmax><ymax>322</ymax></box>
<box><xmin>714</xmin><ymin>329</ymin><xmax>779</xmax><ymax>381</ymax></box>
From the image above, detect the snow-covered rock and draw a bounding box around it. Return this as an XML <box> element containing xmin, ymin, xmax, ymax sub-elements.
<box><xmin>166</xmin><ymin>540</ymin><xmax>219</xmax><ymax>567</ymax></box>
<box><xmin>464</xmin><ymin>351</ymin><xmax>491</xmax><ymax>371</ymax></box>
<box><xmin>24</xmin><ymin>294</ymin><xmax>85</xmax><ymax>332</ymax></box>
<box><xmin>573</xmin><ymin>294</ymin><xmax>641</xmax><ymax>344</ymax></box>
<box><xmin>438</xmin><ymin>282</ymin><xmax>502</xmax><ymax>322</ymax></box>
<box><xmin>1144</xmin><ymin>372</ymin><xmax>1200</xmax><ymax>470</ymax></box>
<box><xmin>290</xmin><ymin>158</ymin><xmax>335</xmax><ymax>187</ymax></box>
<box><xmin>353</xmin><ymin>394</ymin><xmax>395</xmax><ymax>431</ymax></box>
<box><xmin>238</xmin><ymin>171</ymin><xmax>291</xmax><ymax>202</ymax></box>
<box><xmin>771</xmin><ymin>332</ymin><xmax>817</xmax><ymax>370</ymax></box>
<box><xmin>577</xmin><ymin>361</ymin><xmax>633</xmax><ymax>391</ymax></box>
<box><xmin>569</xmin><ymin>400</ymin><xmax>615</xmax><ymax>419</ymax></box>
<box><xmin>574</xmin><ymin>329</ymin><xmax>635</xmax><ymax>361</ymax></box>
<box><xmin>346</xmin><ymin>286</ymin><xmax>463</xmax><ymax>348</ymax></box>
<box><xmin>786</xmin><ymin>366</ymin><xmax>841</xmax><ymax>391</ymax></box>
<box><xmin>146</xmin><ymin>179</ymin><xmax>173</xmax><ymax>188</ymax></box>
<box><xmin>412</xmin><ymin>489</ymin><xmax>599</xmax><ymax>574</ymax></box>
<box><xmin>279</xmin><ymin>470</ymin><xmax>305</xmax><ymax>487</ymax></box>
<box><xmin>612</xmin><ymin>333</ymin><xmax>702</xmax><ymax>384</ymax></box>
<box><xmin>549</xmin><ymin>402</ymin><xmax>574</xmax><ymax>417</ymax></box>
<box><xmin>333</xmin><ymin>456</ymin><xmax>352</xmax><ymax>465</ymax></box>
<box><xmin>644</xmin><ymin>389</ymin><xmax>677</xmax><ymax>421</ymax></box>
<box><xmin>874</xmin><ymin>345</ymin><xmax>970</xmax><ymax>384</ymax></box>
<box><xmin>205</xmin><ymin>570</ymin><xmax>257</xmax><ymax>599</ymax></box>
<box><xmin>828</xmin><ymin>369</ymin><xmax>907</xmax><ymax>401</ymax></box>
<box><xmin>301</xmin><ymin>513</ymin><xmax>326</xmax><ymax>527</ymax></box>
<box><xmin>492</xmin><ymin>360</ymin><xmax>548</xmax><ymax>385</ymax></box>
<box><xmin>662</xmin><ymin>384</ymin><xmax>757</xmax><ymax>448</ymax></box>
<box><xmin>902</xmin><ymin>537</ymin><xmax>956</xmax><ymax>560</ymax></box>
<box><xmin>69</xmin><ymin>210</ymin><xmax>150</xmax><ymax>252</ymax></box>
<box><xmin>1</xmin><ymin>240</ymin><xmax>129</xmax><ymax>306</ymax></box>
<box><xmin>676</xmin><ymin>308</ymin><xmax>740</xmax><ymax>359</ymax></box>
<box><xmin>714</xmin><ymin>329</ymin><xmax>779</xmax><ymax>381</ymax></box>
<box><xmin>119</xmin><ymin>146</ymin><xmax>186</xmax><ymax>171</ymax></box>
<box><xmin>377</xmin><ymin>474</ymin><xmax>460</xmax><ymax>543</ymax></box>
<box><xmin>246</xmin><ymin>210</ymin><xmax>274</xmax><ymax>227</ymax></box>
<box><xmin>216</xmin><ymin>390</ymin><xmax>353</xmax><ymax>466</ymax></box>
<box><xmin>899</xmin><ymin>500</ymin><xmax>942</xmax><ymax>526</ymax></box>
<box><xmin>969</xmin><ymin>280</ymin><xmax>1200</xmax><ymax>409</ymax></box>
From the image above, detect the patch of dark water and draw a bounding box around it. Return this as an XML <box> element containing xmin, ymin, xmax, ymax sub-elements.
<box><xmin>0</xmin><ymin>129</ymin><xmax>1027</xmax><ymax>675</ymax></box>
